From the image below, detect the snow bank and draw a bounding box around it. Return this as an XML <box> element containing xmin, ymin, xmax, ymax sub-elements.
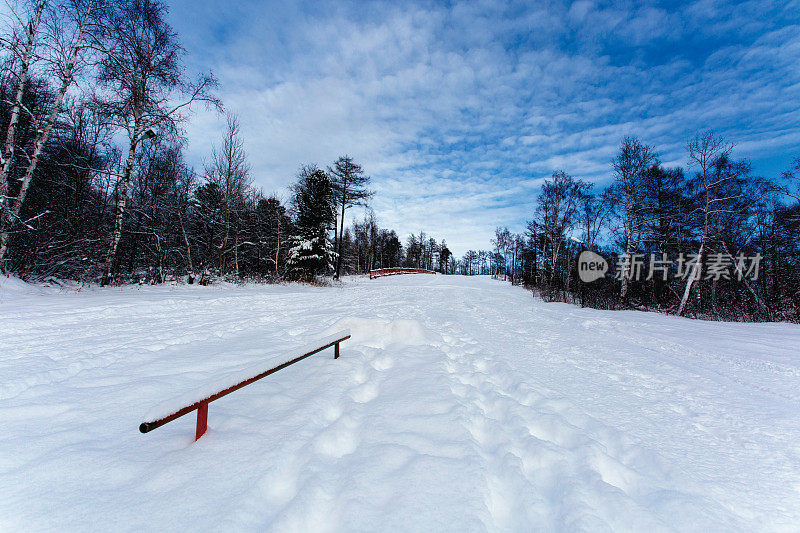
<box><xmin>326</xmin><ymin>318</ymin><xmax>441</xmax><ymax>348</ymax></box>
<box><xmin>0</xmin><ymin>274</ymin><xmax>47</xmax><ymax>302</ymax></box>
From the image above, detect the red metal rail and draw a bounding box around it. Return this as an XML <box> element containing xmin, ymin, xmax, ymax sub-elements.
<box><xmin>369</xmin><ymin>268</ymin><xmax>437</xmax><ymax>279</ymax></box>
<box><xmin>139</xmin><ymin>332</ymin><xmax>351</xmax><ymax>440</ymax></box>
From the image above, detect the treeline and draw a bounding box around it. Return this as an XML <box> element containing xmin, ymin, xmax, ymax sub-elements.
<box><xmin>339</xmin><ymin>226</ymin><xmax>453</xmax><ymax>275</ymax></box>
<box><xmin>0</xmin><ymin>0</ymin><xmax>449</xmax><ymax>284</ymax></box>
<box><xmin>462</xmin><ymin>135</ymin><xmax>800</xmax><ymax>322</ymax></box>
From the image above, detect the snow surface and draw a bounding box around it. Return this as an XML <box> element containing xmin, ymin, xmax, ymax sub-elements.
<box><xmin>143</xmin><ymin>330</ymin><xmax>351</xmax><ymax>424</ymax></box>
<box><xmin>1</xmin><ymin>274</ymin><xmax>800</xmax><ymax>531</ymax></box>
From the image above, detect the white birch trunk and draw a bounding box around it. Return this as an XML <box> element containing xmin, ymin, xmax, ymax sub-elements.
<box><xmin>0</xmin><ymin>2</ymin><xmax>46</xmax><ymax>269</ymax></box>
<box><xmin>677</xmin><ymin>241</ymin><xmax>703</xmax><ymax>316</ymax></box>
<box><xmin>102</xmin><ymin>133</ymin><xmax>139</xmax><ymax>285</ymax></box>
<box><xmin>0</xmin><ymin>2</ymin><xmax>94</xmax><ymax>266</ymax></box>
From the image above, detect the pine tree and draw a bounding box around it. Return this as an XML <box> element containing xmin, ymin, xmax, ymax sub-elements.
<box><xmin>329</xmin><ymin>155</ymin><xmax>372</xmax><ymax>279</ymax></box>
<box><xmin>256</xmin><ymin>196</ymin><xmax>292</xmax><ymax>279</ymax></box>
<box><xmin>287</xmin><ymin>166</ymin><xmax>335</xmax><ymax>280</ymax></box>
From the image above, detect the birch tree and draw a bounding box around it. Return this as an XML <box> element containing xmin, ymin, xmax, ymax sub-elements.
<box><xmin>610</xmin><ymin>136</ymin><xmax>658</xmax><ymax>298</ymax></box>
<box><xmin>580</xmin><ymin>186</ymin><xmax>613</xmax><ymax>251</ymax></box>
<box><xmin>677</xmin><ymin>132</ymin><xmax>731</xmax><ymax>315</ymax></box>
<box><xmin>94</xmin><ymin>0</ymin><xmax>218</xmax><ymax>285</ymax></box>
<box><xmin>0</xmin><ymin>0</ymin><xmax>99</xmax><ymax>269</ymax></box>
<box><xmin>536</xmin><ymin>170</ymin><xmax>588</xmax><ymax>283</ymax></box>
<box><xmin>256</xmin><ymin>195</ymin><xmax>290</xmax><ymax>279</ymax></box>
<box><xmin>0</xmin><ymin>1</ymin><xmax>46</xmax><ymax>244</ymax></box>
<box><xmin>678</xmin><ymin>134</ymin><xmax>767</xmax><ymax>317</ymax></box>
<box><xmin>170</xmin><ymin>162</ymin><xmax>195</xmax><ymax>280</ymax></box>
<box><xmin>491</xmin><ymin>226</ymin><xmax>510</xmax><ymax>277</ymax></box>
<box><xmin>204</xmin><ymin>113</ymin><xmax>250</xmax><ymax>274</ymax></box>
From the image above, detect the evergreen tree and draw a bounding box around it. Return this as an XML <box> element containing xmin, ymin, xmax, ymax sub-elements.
<box><xmin>256</xmin><ymin>196</ymin><xmax>292</xmax><ymax>278</ymax></box>
<box><xmin>439</xmin><ymin>241</ymin><xmax>452</xmax><ymax>273</ymax></box>
<box><xmin>329</xmin><ymin>155</ymin><xmax>372</xmax><ymax>279</ymax></box>
<box><xmin>287</xmin><ymin>166</ymin><xmax>335</xmax><ymax>280</ymax></box>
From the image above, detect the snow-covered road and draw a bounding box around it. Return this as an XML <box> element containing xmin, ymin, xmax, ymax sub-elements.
<box><xmin>1</xmin><ymin>275</ymin><xmax>799</xmax><ymax>531</ymax></box>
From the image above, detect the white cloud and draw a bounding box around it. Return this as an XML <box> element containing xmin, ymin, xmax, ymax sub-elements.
<box><xmin>167</xmin><ymin>0</ymin><xmax>800</xmax><ymax>256</ymax></box>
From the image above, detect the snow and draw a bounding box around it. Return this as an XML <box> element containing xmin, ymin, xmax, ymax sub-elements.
<box><xmin>1</xmin><ymin>274</ymin><xmax>799</xmax><ymax>531</ymax></box>
<box><xmin>143</xmin><ymin>330</ymin><xmax>351</xmax><ymax>423</ymax></box>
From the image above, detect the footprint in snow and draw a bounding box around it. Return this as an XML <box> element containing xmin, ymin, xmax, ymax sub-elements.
<box><xmin>349</xmin><ymin>382</ymin><xmax>379</xmax><ymax>403</ymax></box>
<box><xmin>371</xmin><ymin>355</ymin><xmax>393</xmax><ymax>371</ymax></box>
<box><xmin>351</xmin><ymin>365</ymin><xmax>370</xmax><ymax>385</ymax></box>
<box><xmin>313</xmin><ymin>415</ymin><xmax>360</xmax><ymax>458</ymax></box>
<box><xmin>323</xmin><ymin>404</ymin><xmax>342</xmax><ymax>422</ymax></box>
<box><xmin>259</xmin><ymin>464</ymin><xmax>299</xmax><ymax>505</ymax></box>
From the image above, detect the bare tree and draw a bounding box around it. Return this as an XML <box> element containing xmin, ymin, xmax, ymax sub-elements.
<box><xmin>0</xmin><ymin>0</ymin><xmax>99</xmax><ymax>269</ymax></box>
<box><xmin>536</xmin><ymin>170</ymin><xmax>588</xmax><ymax>283</ymax></box>
<box><xmin>94</xmin><ymin>0</ymin><xmax>218</xmax><ymax>285</ymax></box>
<box><xmin>491</xmin><ymin>226</ymin><xmax>510</xmax><ymax>277</ymax></box>
<box><xmin>510</xmin><ymin>233</ymin><xmax>524</xmax><ymax>283</ymax></box>
<box><xmin>204</xmin><ymin>113</ymin><xmax>250</xmax><ymax>274</ymax></box>
<box><xmin>257</xmin><ymin>195</ymin><xmax>289</xmax><ymax>279</ymax></box>
<box><xmin>0</xmin><ymin>1</ymin><xmax>47</xmax><ymax>218</ymax></box>
<box><xmin>580</xmin><ymin>186</ymin><xmax>614</xmax><ymax>251</ymax></box>
<box><xmin>610</xmin><ymin>136</ymin><xmax>658</xmax><ymax>298</ymax></box>
<box><xmin>774</xmin><ymin>157</ymin><xmax>800</xmax><ymax>205</ymax></box>
<box><xmin>677</xmin><ymin>132</ymin><xmax>768</xmax><ymax>317</ymax></box>
<box><xmin>677</xmin><ymin>132</ymin><xmax>732</xmax><ymax>315</ymax></box>
<box><xmin>169</xmin><ymin>162</ymin><xmax>195</xmax><ymax>279</ymax></box>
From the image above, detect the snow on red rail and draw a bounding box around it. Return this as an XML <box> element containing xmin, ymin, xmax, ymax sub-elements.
<box><xmin>369</xmin><ymin>268</ymin><xmax>437</xmax><ymax>279</ymax></box>
<box><xmin>139</xmin><ymin>330</ymin><xmax>351</xmax><ymax>440</ymax></box>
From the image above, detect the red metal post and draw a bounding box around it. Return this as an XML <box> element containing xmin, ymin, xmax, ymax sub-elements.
<box><xmin>196</xmin><ymin>402</ymin><xmax>208</xmax><ymax>440</ymax></box>
<box><xmin>369</xmin><ymin>267</ymin><xmax>436</xmax><ymax>278</ymax></box>
<box><xmin>140</xmin><ymin>333</ymin><xmax>351</xmax><ymax>440</ymax></box>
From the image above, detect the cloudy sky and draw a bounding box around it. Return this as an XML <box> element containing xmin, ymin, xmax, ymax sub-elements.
<box><xmin>166</xmin><ymin>0</ymin><xmax>800</xmax><ymax>255</ymax></box>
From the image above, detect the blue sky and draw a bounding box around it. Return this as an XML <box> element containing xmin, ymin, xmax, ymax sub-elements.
<box><xmin>166</xmin><ymin>0</ymin><xmax>800</xmax><ymax>255</ymax></box>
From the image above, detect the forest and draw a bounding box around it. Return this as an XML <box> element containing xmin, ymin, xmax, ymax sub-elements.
<box><xmin>1</xmin><ymin>0</ymin><xmax>798</xmax><ymax>321</ymax></box>
<box><xmin>464</xmin><ymin>138</ymin><xmax>800</xmax><ymax>322</ymax></box>
<box><xmin>0</xmin><ymin>0</ymin><xmax>450</xmax><ymax>285</ymax></box>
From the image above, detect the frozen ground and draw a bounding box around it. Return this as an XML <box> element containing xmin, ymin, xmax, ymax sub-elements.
<box><xmin>1</xmin><ymin>274</ymin><xmax>799</xmax><ymax>531</ymax></box>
